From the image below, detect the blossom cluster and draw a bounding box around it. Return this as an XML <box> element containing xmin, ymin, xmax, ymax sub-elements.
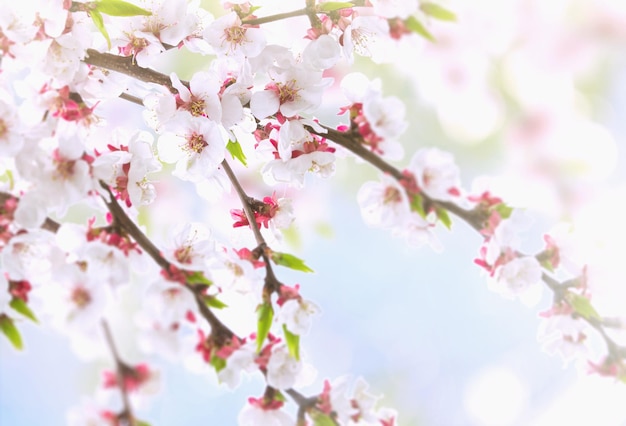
<box><xmin>1</xmin><ymin>0</ymin><xmax>625</xmax><ymax>424</ymax></box>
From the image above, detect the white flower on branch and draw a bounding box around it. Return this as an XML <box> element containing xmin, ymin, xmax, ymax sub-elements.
<box><xmin>157</xmin><ymin>115</ymin><xmax>226</xmax><ymax>182</ymax></box>
<box><xmin>204</xmin><ymin>11</ymin><xmax>266</xmax><ymax>59</ymax></box>
<box><xmin>409</xmin><ymin>147</ymin><xmax>462</xmax><ymax>202</ymax></box>
<box><xmin>276</xmin><ymin>298</ymin><xmax>320</xmax><ymax>336</ymax></box>
<box><xmin>357</xmin><ymin>174</ymin><xmax>411</xmax><ymax>229</ymax></box>
<box><xmin>41</xmin><ymin>262</ymin><xmax>111</xmax><ymax>334</ymax></box>
<box><xmin>217</xmin><ymin>342</ymin><xmax>256</xmax><ymax>389</ymax></box>
<box><xmin>266</xmin><ymin>344</ymin><xmax>303</xmax><ymax>390</ymax></box>
<box><xmin>250</xmin><ymin>60</ymin><xmax>332</xmax><ymax>119</ymax></box>
<box><xmin>238</xmin><ymin>397</ymin><xmax>293</xmax><ymax>426</ymax></box>
<box><xmin>342</xmin><ymin>15</ymin><xmax>390</xmax><ymax>63</ymax></box>
<box><xmin>488</xmin><ymin>256</ymin><xmax>543</xmax><ymax>306</ymax></box>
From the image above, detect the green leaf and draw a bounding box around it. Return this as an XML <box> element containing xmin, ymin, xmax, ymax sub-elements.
<box><xmin>9</xmin><ymin>298</ymin><xmax>38</xmax><ymax>323</ymax></box>
<box><xmin>0</xmin><ymin>315</ymin><xmax>23</xmax><ymax>350</ymax></box>
<box><xmin>565</xmin><ymin>292</ymin><xmax>600</xmax><ymax>321</ymax></box>
<box><xmin>420</xmin><ymin>2</ymin><xmax>457</xmax><ymax>21</ymax></box>
<box><xmin>539</xmin><ymin>258</ymin><xmax>555</xmax><ymax>273</ymax></box>
<box><xmin>95</xmin><ymin>0</ymin><xmax>151</xmax><ymax>16</ymax></box>
<box><xmin>310</xmin><ymin>411</ymin><xmax>337</xmax><ymax>426</ymax></box>
<box><xmin>318</xmin><ymin>2</ymin><xmax>354</xmax><ymax>12</ymax></box>
<box><xmin>90</xmin><ymin>10</ymin><xmax>111</xmax><ymax>50</ymax></box>
<box><xmin>493</xmin><ymin>203</ymin><xmax>513</xmax><ymax>220</ymax></box>
<box><xmin>282</xmin><ymin>324</ymin><xmax>300</xmax><ymax>361</ymax></box>
<box><xmin>136</xmin><ymin>421</ymin><xmax>152</xmax><ymax>426</ymax></box>
<box><xmin>270</xmin><ymin>252</ymin><xmax>314</xmax><ymax>273</ymax></box>
<box><xmin>186</xmin><ymin>271</ymin><xmax>212</xmax><ymax>286</ymax></box>
<box><xmin>405</xmin><ymin>16</ymin><xmax>435</xmax><ymax>41</ymax></box>
<box><xmin>205</xmin><ymin>296</ymin><xmax>228</xmax><ymax>309</ymax></box>
<box><xmin>436</xmin><ymin>207</ymin><xmax>452</xmax><ymax>230</ymax></box>
<box><xmin>256</xmin><ymin>302</ymin><xmax>273</xmax><ymax>352</ymax></box>
<box><xmin>0</xmin><ymin>169</ymin><xmax>14</xmax><ymax>190</ymax></box>
<box><xmin>210</xmin><ymin>353</ymin><xmax>227</xmax><ymax>372</ymax></box>
<box><xmin>410</xmin><ymin>193</ymin><xmax>426</xmax><ymax>218</ymax></box>
<box><xmin>226</xmin><ymin>140</ymin><xmax>247</xmax><ymax>166</ymax></box>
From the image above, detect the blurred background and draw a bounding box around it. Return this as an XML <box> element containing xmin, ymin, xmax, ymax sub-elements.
<box><xmin>3</xmin><ymin>0</ymin><xmax>626</xmax><ymax>424</ymax></box>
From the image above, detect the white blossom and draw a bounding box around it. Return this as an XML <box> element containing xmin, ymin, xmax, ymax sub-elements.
<box><xmin>488</xmin><ymin>256</ymin><xmax>543</xmax><ymax>306</ymax></box>
<box><xmin>266</xmin><ymin>344</ymin><xmax>302</xmax><ymax>390</ymax></box>
<box><xmin>276</xmin><ymin>298</ymin><xmax>320</xmax><ymax>335</ymax></box>
<box><xmin>409</xmin><ymin>147</ymin><xmax>462</xmax><ymax>201</ymax></box>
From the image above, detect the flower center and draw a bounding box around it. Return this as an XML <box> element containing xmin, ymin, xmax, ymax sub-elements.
<box><xmin>224</xmin><ymin>25</ymin><xmax>247</xmax><ymax>45</ymax></box>
<box><xmin>71</xmin><ymin>286</ymin><xmax>91</xmax><ymax>308</ymax></box>
<box><xmin>277</xmin><ymin>80</ymin><xmax>299</xmax><ymax>104</ymax></box>
<box><xmin>383</xmin><ymin>186</ymin><xmax>402</xmax><ymax>204</ymax></box>
<box><xmin>186</xmin><ymin>133</ymin><xmax>208</xmax><ymax>154</ymax></box>
<box><xmin>189</xmin><ymin>98</ymin><xmax>206</xmax><ymax>117</ymax></box>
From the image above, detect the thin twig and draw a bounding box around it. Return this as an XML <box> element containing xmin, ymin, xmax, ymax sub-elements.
<box><xmin>84</xmin><ymin>49</ymin><xmax>177</xmax><ymax>93</ymax></box>
<box><xmin>98</xmin><ymin>183</ymin><xmax>235</xmax><ymax>344</ymax></box>
<box><xmin>221</xmin><ymin>159</ymin><xmax>283</xmax><ymax>296</ymax></box>
<box><xmin>243</xmin><ymin>8</ymin><xmax>309</xmax><ymax>26</ymax></box>
<box><xmin>221</xmin><ymin>160</ymin><xmax>265</xmax><ymax>246</ymax></box>
<box><xmin>101</xmin><ymin>320</ymin><xmax>136</xmax><ymax>426</ymax></box>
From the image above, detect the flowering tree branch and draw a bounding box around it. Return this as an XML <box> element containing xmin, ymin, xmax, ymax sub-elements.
<box><xmin>3</xmin><ymin>0</ymin><xmax>626</xmax><ymax>424</ymax></box>
<box><xmin>99</xmin><ymin>182</ymin><xmax>235</xmax><ymax>344</ymax></box>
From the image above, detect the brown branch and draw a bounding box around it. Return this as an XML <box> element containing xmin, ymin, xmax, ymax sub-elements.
<box><xmin>84</xmin><ymin>49</ymin><xmax>177</xmax><ymax>93</ymax></box>
<box><xmin>98</xmin><ymin>183</ymin><xmax>235</xmax><ymax>344</ymax></box>
<box><xmin>119</xmin><ymin>92</ymin><xmax>144</xmax><ymax>106</ymax></box>
<box><xmin>285</xmin><ymin>388</ymin><xmax>337</xmax><ymax>426</ymax></box>
<box><xmin>243</xmin><ymin>8</ymin><xmax>309</xmax><ymax>26</ymax></box>
<box><xmin>222</xmin><ymin>160</ymin><xmax>265</xmax><ymax>246</ymax></box>
<box><xmin>221</xmin><ymin>160</ymin><xmax>283</xmax><ymax>297</ymax></box>
<box><xmin>101</xmin><ymin>320</ymin><xmax>136</xmax><ymax>426</ymax></box>
<box><xmin>309</xmin><ymin>126</ymin><xmax>488</xmax><ymax>231</ymax></box>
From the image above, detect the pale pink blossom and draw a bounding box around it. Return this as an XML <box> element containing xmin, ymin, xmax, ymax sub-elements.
<box><xmin>163</xmin><ymin>222</ymin><xmax>215</xmax><ymax>271</ymax></box>
<box><xmin>537</xmin><ymin>306</ymin><xmax>589</xmax><ymax>365</ymax></box>
<box><xmin>143</xmin><ymin>279</ymin><xmax>198</xmax><ymax>325</ymax></box>
<box><xmin>394</xmin><ymin>213</ymin><xmax>443</xmax><ymax>252</ymax></box>
<box><xmin>117</xmin><ymin>30</ymin><xmax>165</xmax><ymax>67</ymax></box>
<box><xmin>488</xmin><ymin>256</ymin><xmax>543</xmax><ymax>306</ymax></box>
<box><xmin>262</xmin><ymin>151</ymin><xmax>336</xmax><ymax>187</ymax></box>
<box><xmin>217</xmin><ymin>343</ymin><xmax>256</xmax><ymax>389</ymax></box>
<box><xmin>92</xmin><ymin>129</ymin><xmax>161</xmax><ymax>207</ymax></box>
<box><xmin>342</xmin><ymin>15</ymin><xmax>390</xmax><ymax>63</ymax></box>
<box><xmin>409</xmin><ymin>148</ymin><xmax>462</xmax><ymax>201</ymax></box>
<box><xmin>302</xmin><ymin>34</ymin><xmax>341</xmax><ymax>70</ymax></box>
<box><xmin>250</xmin><ymin>62</ymin><xmax>331</xmax><ymax>119</ymax></box>
<box><xmin>170</xmin><ymin>71</ymin><xmax>222</xmax><ymax>124</ymax></box>
<box><xmin>276</xmin><ymin>298</ymin><xmax>320</xmax><ymax>336</ymax></box>
<box><xmin>238</xmin><ymin>398</ymin><xmax>293</xmax><ymax>426</ymax></box>
<box><xmin>157</xmin><ymin>116</ymin><xmax>226</xmax><ymax>182</ymax></box>
<box><xmin>266</xmin><ymin>344</ymin><xmax>302</xmax><ymax>390</ymax></box>
<box><xmin>42</xmin><ymin>262</ymin><xmax>111</xmax><ymax>334</ymax></box>
<box><xmin>362</xmin><ymin>93</ymin><xmax>407</xmax><ymax>142</ymax></box>
<box><xmin>204</xmin><ymin>11</ymin><xmax>265</xmax><ymax>58</ymax></box>
<box><xmin>357</xmin><ymin>174</ymin><xmax>411</xmax><ymax>229</ymax></box>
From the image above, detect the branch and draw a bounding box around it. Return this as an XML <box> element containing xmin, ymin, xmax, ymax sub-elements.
<box><xmin>98</xmin><ymin>182</ymin><xmax>235</xmax><ymax>345</ymax></box>
<box><xmin>221</xmin><ymin>160</ymin><xmax>282</xmax><ymax>297</ymax></box>
<box><xmin>243</xmin><ymin>8</ymin><xmax>309</xmax><ymax>26</ymax></box>
<box><xmin>101</xmin><ymin>320</ymin><xmax>136</xmax><ymax>426</ymax></box>
<box><xmin>84</xmin><ymin>49</ymin><xmax>177</xmax><ymax>93</ymax></box>
<box><xmin>285</xmin><ymin>388</ymin><xmax>337</xmax><ymax>426</ymax></box>
<box><xmin>309</xmin><ymin>126</ymin><xmax>488</xmax><ymax>231</ymax></box>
